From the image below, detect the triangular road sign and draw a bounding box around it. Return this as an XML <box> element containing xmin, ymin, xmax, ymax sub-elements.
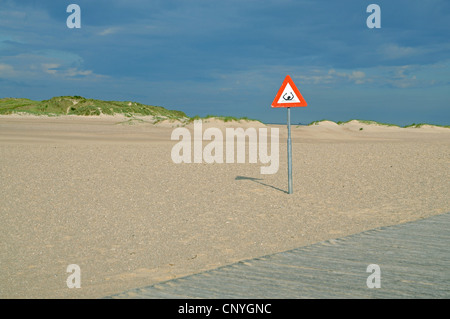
<box><xmin>271</xmin><ymin>75</ymin><xmax>307</xmax><ymax>108</ymax></box>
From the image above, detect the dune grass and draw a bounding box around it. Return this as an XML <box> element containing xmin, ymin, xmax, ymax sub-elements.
<box><xmin>0</xmin><ymin>96</ymin><xmax>263</xmax><ymax>124</ymax></box>
<box><xmin>188</xmin><ymin>114</ymin><xmax>262</xmax><ymax>123</ymax></box>
<box><xmin>403</xmin><ymin>123</ymin><xmax>450</xmax><ymax>128</ymax></box>
<box><xmin>0</xmin><ymin>96</ymin><xmax>188</xmax><ymax>120</ymax></box>
<box><xmin>303</xmin><ymin>119</ymin><xmax>448</xmax><ymax>128</ymax></box>
<box><xmin>305</xmin><ymin>119</ymin><xmax>399</xmax><ymax>127</ymax></box>
<box><xmin>307</xmin><ymin>119</ymin><xmax>334</xmax><ymax>126</ymax></box>
<box><xmin>336</xmin><ymin>119</ymin><xmax>400</xmax><ymax>127</ymax></box>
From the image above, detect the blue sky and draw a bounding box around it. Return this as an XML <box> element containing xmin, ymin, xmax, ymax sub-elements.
<box><xmin>0</xmin><ymin>0</ymin><xmax>449</xmax><ymax>125</ymax></box>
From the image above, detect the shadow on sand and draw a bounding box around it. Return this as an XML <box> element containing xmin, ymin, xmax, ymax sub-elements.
<box><xmin>235</xmin><ymin>176</ymin><xmax>288</xmax><ymax>194</ymax></box>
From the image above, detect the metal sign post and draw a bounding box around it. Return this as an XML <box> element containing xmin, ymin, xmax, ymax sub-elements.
<box><xmin>287</xmin><ymin>107</ymin><xmax>293</xmax><ymax>194</ymax></box>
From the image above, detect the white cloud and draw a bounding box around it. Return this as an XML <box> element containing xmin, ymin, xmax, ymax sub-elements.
<box><xmin>41</xmin><ymin>63</ymin><xmax>100</xmax><ymax>78</ymax></box>
<box><xmin>382</xmin><ymin>65</ymin><xmax>419</xmax><ymax>88</ymax></box>
<box><xmin>329</xmin><ymin>69</ymin><xmax>367</xmax><ymax>84</ymax></box>
<box><xmin>42</xmin><ymin>63</ymin><xmax>60</xmax><ymax>75</ymax></box>
<box><xmin>0</xmin><ymin>63</ymin><xmax>16</xmax><ymax>77</ymax></box>
<box><xmin>0</xmin><ymin>56</ymin><xmax>104</xmax><ymax>80</ymax></box>
<box><xmin>65</xmin><ymin>68</ymin><xmax>93</xmax><ymax>77</ymax></box>
<box><xmin>379</xmin><ymin>44</ymin><xmax>420</xmax><ymax>60</ymax></box>
<box><xmin>295</xmin><ymin>69</ymin><xmax>367</xmax><ymax>85</ymax></box>
<box><xmin>98</xmin><ymin>27</ymin><xmax>121</xmax><ymax>36</ymax></box>
<box><xmin>291</xmin><ymin>64</ymin><xmax>444</xmax><ymax>89</ymax></box>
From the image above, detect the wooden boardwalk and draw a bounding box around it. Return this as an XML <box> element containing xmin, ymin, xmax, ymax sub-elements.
<box><xmin>107</xmin><ymin>213</ymin><xmax>450</xmax><ymax>299</ymax></box>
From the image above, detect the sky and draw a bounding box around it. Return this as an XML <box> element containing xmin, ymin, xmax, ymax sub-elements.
<box><xmin>0</xmin><ymin>0</ymin><xmax>449</xmax><ymax>125</ymax></box>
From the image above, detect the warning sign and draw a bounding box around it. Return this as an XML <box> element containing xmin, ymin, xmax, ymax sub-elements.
<box><xmin>271</xmin><ymin>75</ymin><xmax>307</xmax><ymax>108</ymax></box>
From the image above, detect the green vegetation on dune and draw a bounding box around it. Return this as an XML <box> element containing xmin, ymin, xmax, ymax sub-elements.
<box><xmin>403</xmin><ymin>123</ymin><xmax>450</xmax><ymax>128</ymax></box>
<box><xmin>0</xmin><ymin>96</ymin><xmax>188</xmax><ymax>119</ymax></box>
<box><xmin>337</xmin><ymin>119</ymin><xmax>400</xmax><ymax>127</ymax></box>
<box><xmin>306</xmin><ymin>119</ymin><xmax>334</xmax><ymax>126</ymax></box>
<box><xmin>188</xmin><ymin>114</ymin><xmax>262</xmax><ymax>123</ymax></box>
<box><xmin>305</xmin><ymin>119</ymin><xmax>399</xmax><ymax>127</ymax></box>
<box><xmin>0</xmin><ymin>96</ymin><xmax>262</xmax><ymax>124</ymax></box>
<box><xmin>0</xmin><ymin>98</ymin><xmax>43</xmax><ymax>115</ymax></box>
<box><xmin>304</xmin><ymin>119</ymin><xmax>448</xmax><ymax>128</ymax></box>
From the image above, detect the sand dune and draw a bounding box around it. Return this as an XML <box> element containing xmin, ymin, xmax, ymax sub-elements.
<box><xmin>0</xmin><ymin>115</ymin><xmax>449</xmax><ymax>298</ymax></box>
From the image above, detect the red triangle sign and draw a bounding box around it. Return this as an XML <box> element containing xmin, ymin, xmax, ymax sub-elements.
<box><xmin>271</xmin><ymin>75</ymin><xmax>307</xmax><ymax>108</ymax></box>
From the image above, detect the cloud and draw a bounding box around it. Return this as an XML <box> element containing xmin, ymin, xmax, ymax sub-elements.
<box><xmin>290</xmin><ymin>63</ymin><xmax>448</xmax><ymax>90</ymax></box>
<box><xmin>65</xmin><ymin>68</ymin><xmax>94</xmax><ymax>77</ymax></box>
<box><xmin>328</xmin><ymin>69</ymin><xmax>367</xmax><ymax>84</ymax></box>
<box><xmin>41</xmin><ymin>63</ymin><xmax>102</xmax><ymax>78</ymax></box>
<box><xmin>0</xmin><ymin>50</ymin><xmax>105</xmax><ymax>81</ymax></box>
<box><xmin>379</xmin><ymin>44</ymin><xmax>420</xmax><ymax>60</ymax></box>
<box><xmin>294</xmin><ymin>69</ymin><xmax>368</xmax><ymax>85</ymax></box>
<box><xmin>0</xmin><ymin>63</ymin><xmax>16</xmax><ymax>78</ymax></box>
<box><xmin>382</xmin><ymin>65</ymin><xmax>419</xmax><ymax>88</ymax></box>
<box><xmin>98</xmin><ymin>27</ymin><xmax>121</xmax><ymax>36</ymax></box>
<box><xmin>0</xmin><ymin>63</ymin><xmax>14</xmax><ymax>72</ymax></box>
<box><xmin>42</xmin><ymin>63</ymin><xmax>60</xmax><ymax>75</ymax></box>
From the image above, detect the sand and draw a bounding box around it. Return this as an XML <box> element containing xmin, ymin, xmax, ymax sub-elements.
<box><xmin>0</xmin><ymin>115</ymin><xmax>449</xmax><ymax>299</ymax></box>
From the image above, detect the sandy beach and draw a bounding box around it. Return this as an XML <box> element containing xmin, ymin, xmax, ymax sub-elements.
<box><xmin>0</xmin><ymin>115</ymin><xmax>449</xmax><ymax>299</ymax></box>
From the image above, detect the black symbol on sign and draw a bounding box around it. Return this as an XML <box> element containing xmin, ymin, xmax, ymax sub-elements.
<box><xmin>283</xmin><ymin>92</ymin><xmax>294</xmax><ymax>101</ymax></box>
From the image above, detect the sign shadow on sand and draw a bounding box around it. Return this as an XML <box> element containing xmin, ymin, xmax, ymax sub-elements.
<box><xmin>235</xmin><ymin>176</ymin><xmax>288</xmax><ymax>194</ymax></box>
